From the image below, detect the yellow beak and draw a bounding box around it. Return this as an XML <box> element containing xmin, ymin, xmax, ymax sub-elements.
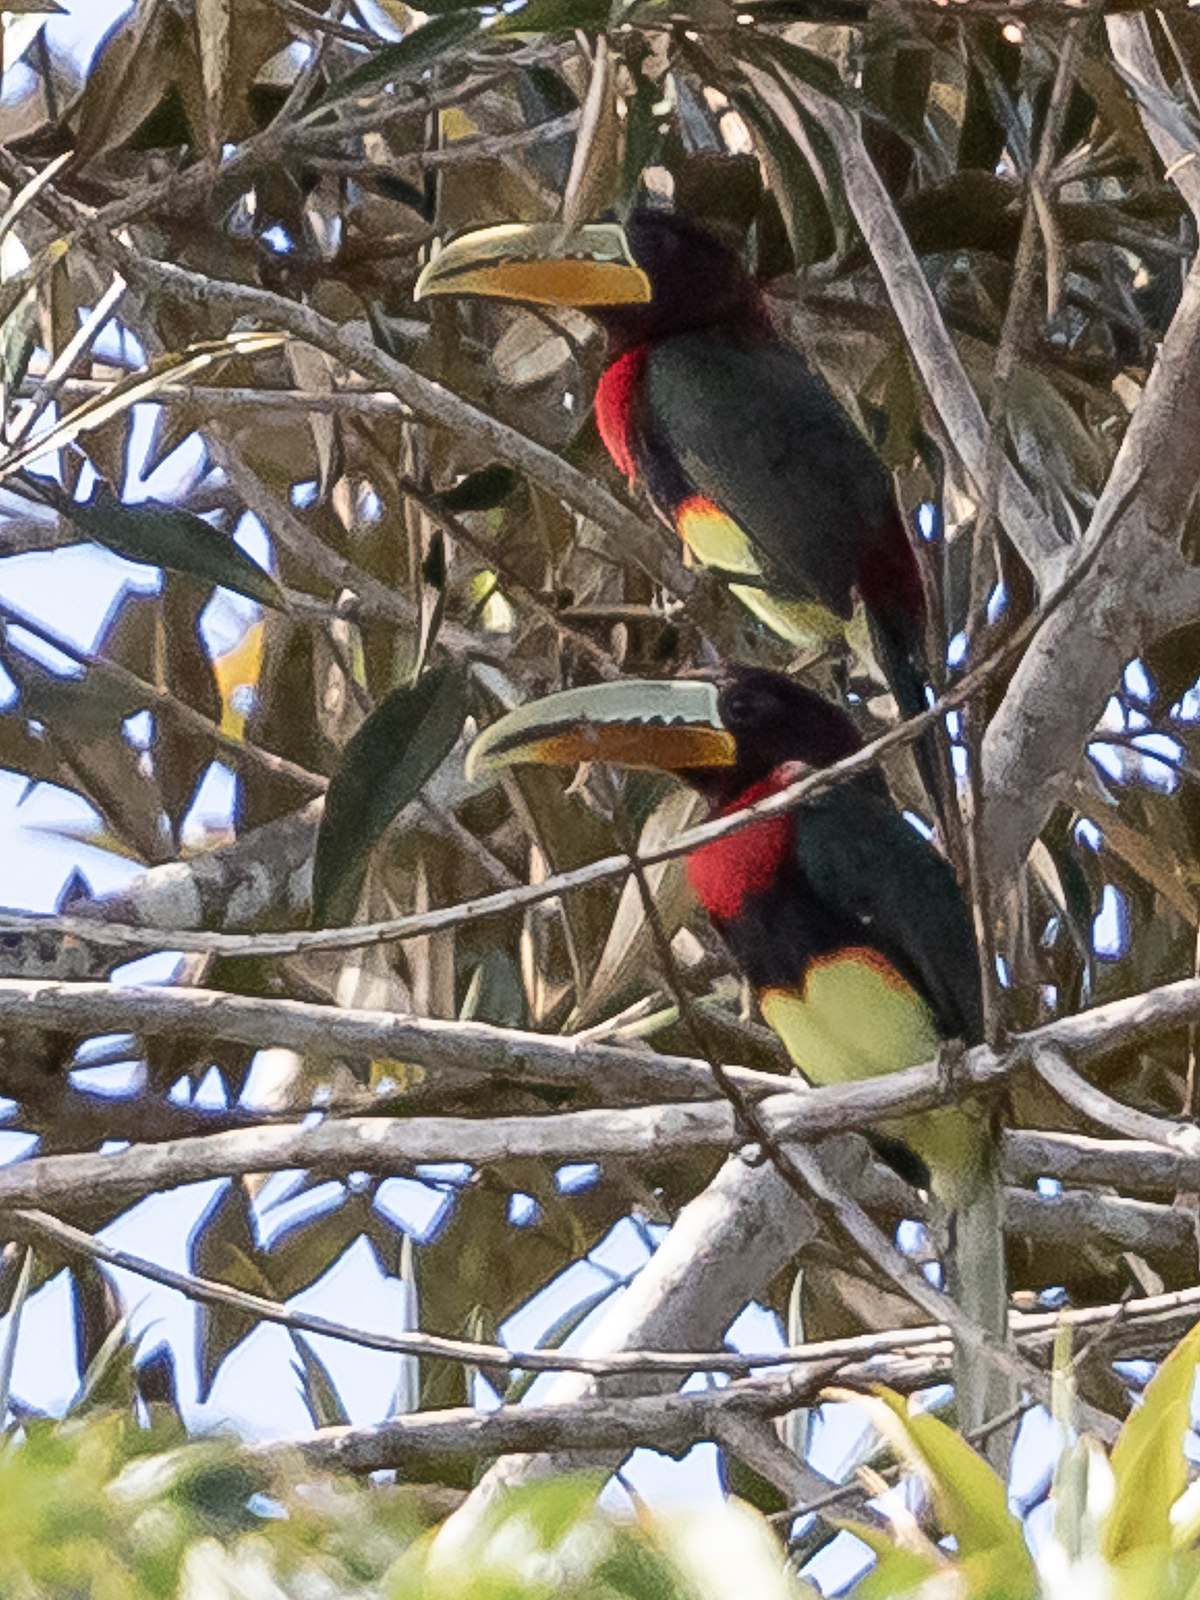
<box><xmin>465</xmin><ymin>679</ymin><xmax>738</xmax><ymax>779</ymax></box>
<box><xmin>414</xmin><ymin>221</ymin><xmax>652</xmax><ymax>309</ymax></box>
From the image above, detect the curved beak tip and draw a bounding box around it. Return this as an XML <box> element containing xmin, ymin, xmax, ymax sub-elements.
<box><xmin>411</xmin><ymin>222</ymin><xmax>652</xmax><ymax>308</ymax></box>
<box><xmin>464</xmin><ymin>680</ymin><xmax>737</xmax><ymax>779</ymax></box>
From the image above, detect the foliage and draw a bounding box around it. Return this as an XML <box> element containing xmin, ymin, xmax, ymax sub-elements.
<box><xmin>1</xmin><ymin>0</ymin><xmax>1200</xmax><ymax>1588</ymax></box>
<box><xmin>845</xmin><ymin>1322</ymin><xmax>1200</xmax><ymax>1600</ymax></box>
<box><xmin>8</xmin><ymin>1319</ymin><xmax>1200</xmax><ymax>1600</ymax></box>
<box><xmin>0</xmin><ymin>1401</ymin><xmax>814</xmax><ymax>1600</ymax></box>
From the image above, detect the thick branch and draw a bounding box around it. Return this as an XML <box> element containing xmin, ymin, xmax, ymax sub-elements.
<box><xmin>1005</xmin><ymin>1128</ymin><xmax>1200</xmax><ymax>1198</ymax></box>
<box><xmin>0</xmin><ymin>977</ymin><xmax>782</xmax><ymax>1105</ymax></box>
<box><xmin>81</xmin><ymin>800</ymin><xmax>323</xmax><ymax>934</ymax></box>
<box><xmin>0</xmin><ymin>1096</ymin><xmax>1189</xmax><ymax>1278</ymax></box>
<box><xmin>1</xmin><ymin>971</ymin><xmax>1200</xmax><ymax>1121</ymax></box>
<box><xmin>282</xmin><ymin>1368</ymin><xmax>824</xmax><ymax>1477</ymax></box>
<box><xmin>435</xmin><ymin>1153</ymin><xmax>824</xmax><ymax>1539</ymax></box>
<box><xmin>981</xmin><ymin>224</ymin><xmax>1200</xmax><ymax>887</ymax></box>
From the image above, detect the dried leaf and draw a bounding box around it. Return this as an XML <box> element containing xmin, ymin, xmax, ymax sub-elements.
<box><xmin>0</xmin><ymin>239</ymin><xmax>67</xmax><ymax>334</ymax></box>
<box><xmin>574</xmin><ymin>785</ymin><xmax>702</xmax><ymax>1027</ymax></box>
<box><xmin>285</xmin><ymin>341</ymin><xmax>340</xmax><ymax>501</ymax></box>
<box><xmin>0</xmin><ymin>332</ymin><xmax>286</xmax><ymax>486</ymax></box>
<box><xmin>74</xmin><ymin>4</ymin><xmax>176</xmax><ymax>164</ymax></box>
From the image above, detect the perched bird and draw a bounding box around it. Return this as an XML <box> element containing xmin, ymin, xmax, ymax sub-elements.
<box><xmin>414</xmin><ymin>210</ymin><xmax>931</xmax><ymax>727</ymax></box>
<box><xmin>466</xmin><ymin>668</ymin><xmax>1008</xmax><ymax>1431</ymax></box>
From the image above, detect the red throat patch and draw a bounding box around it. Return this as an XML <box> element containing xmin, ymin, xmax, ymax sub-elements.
<box><xmin>687</xmin><ymin>771</ymin><xmax>797</xmax><ymax>922</ymax></box>
<box><xmin>594</xmin><ymin>346</ymin><xmax>649</xmax><ymax>480</ymax></box>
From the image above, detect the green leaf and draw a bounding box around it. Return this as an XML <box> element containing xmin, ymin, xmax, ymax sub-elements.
<box><xmin>0</xmin><ymin>240</ymin><xmax>67</xmax><ymax>332</ymax></box>
<box><xmin>1104</xmin><ymin>1317</ymin><xmax>1200</xmax><ymax>1561</ymax></box>
<box><xmin>841</xmin><ymin>1519</ymin><xmax>942</xmax><ymax>1599</ymax></box>
<box><xmin>64</xmin><ymin>487</ymin><xmax>289</xmax><ymax>612</ymax></box>
<box><xmin>897</xmin><ymin>1404</ymin><xmax>1030</xmax><ymax>1573</ymax></box>
<box><xmin>193</xmin><ymin>1184</ymin><xmax>270</xmax><ymax>1400</ymax></box>
<box><xmin>834</xmin><ymin>1387</ymin><xmax>1036</xmax><ymax>1587</ymax></box>
<box><xmin>487</xmin><ymin>1472</ymin><xmax>609</xmax><ymax>1544</ymax></box>
<box><xmin>460</xmin><ymin>949</ymin><xmax>526</xmax><ymax>1028</ymax></box>
<box><xmin>751</xmin><ymin>33</ymin><xmax>848</xmax><ymax>102</ymax></box>
<box><xmin>734</xmin><ymin>92</ymin><xmax>833</xmax><ymax>268</ymax></box>
<box><xmin>573</xmin><ymin>785</ymin><xmax>702</xmax><ymax>1027</ymax></box>
<box><xmin>435</xmin><ymin>464</ymin><xmax>521</xmax><ymax>513</ymax></box>
<box><xmin>317</xmin><ymin>12</ymin><xmax>482</xmax><ymax>107</ymax></box>
<box><xmin>652</xmin><ymin>1498</ymin><xmax>809</xmax><ymax>1600</ymax></box>
<box><xmin>312</xmin><ymin>664</ymin><xmax>468</xmax><ymax>926</ymax></box>
<box><xmin>495</xmin><ymin>0</ymin><xmax>610</xmax><ymax>37</ymax></box>
<box><xmin>71</xmin><ymin>1314</ymin><xmax>138</xmax><ymax>1413</ymax></box>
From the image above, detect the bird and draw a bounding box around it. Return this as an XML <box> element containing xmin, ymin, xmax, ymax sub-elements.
<box><xmin>414</xmin><ymin>209</ymin><xmax>932</xmax><ymax>730</ymax></box>
<box><xmin>465</xmin><ymin>666</ymin><xmax>1008</xmax><ymax>1434</ymax></box>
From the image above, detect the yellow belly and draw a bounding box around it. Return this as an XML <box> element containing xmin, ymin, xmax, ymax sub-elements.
<box><xmin>761</xmin><ymin>954</ymin><xmax>940</xmax><ymax>1085</ymax></box>
<box><xmin>674</xmin><ymin>499</ymin><xmax>844</xmax><ymax>652</ymax></box>
<box><xmin>761</xmin><ymin>953</ymin><xmax>980</xmax><ymax>1185</ymax></box>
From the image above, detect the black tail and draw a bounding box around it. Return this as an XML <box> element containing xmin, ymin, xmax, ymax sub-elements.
<box><xmin>869</xmin><ymin>607</ymin><xmax>955</xmax><ymax>841</ymax></box>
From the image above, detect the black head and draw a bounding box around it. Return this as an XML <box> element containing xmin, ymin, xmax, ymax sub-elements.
<box><xmin>688</xmin><ymin>668</ymin><xmax>868</xmax><ymax>807</ymax></box>
<box><xmin>600</xmin><ymin>210</ymin><xmax>765</xmax><ymax>348</ymax></box>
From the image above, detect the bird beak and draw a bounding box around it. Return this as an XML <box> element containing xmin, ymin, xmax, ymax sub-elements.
<box><xmin>414</xmin><ymin>221</ymin><xmax>652</xmax><ymax>308</ymax></box>
<box><xmin>465</xmin><ymin>679</ymin><xmax>738</xmax><ymax>779</ymax></box>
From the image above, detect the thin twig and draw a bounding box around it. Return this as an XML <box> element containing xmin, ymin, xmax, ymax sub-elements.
<box><xmin>605</xmin><ymin>779</ymin><xmax>1053</xmax><ymax>1437</ymax></box>
<box><xmin>7</xmin><ymin>275</ymin><xmax>127</xmax><ymax>451</ymax></box>
<box><xmin>0</xmin><ymin>515</ymin><xmax>1120</xmax><ymax>961</ymax></box>
<box><xmin>1032</xmin><ymin>1041</ymin><xmax>1200</xmax><ymax>1156</ymax></box>
<box><xmin>0</xmin><ymin>594</ymin><xmax>327</xmax><ymax>796</ymax></box>
<box><xmin>961</xmin><ymin>22</ymin><xmax>1087</xmax><ymax>1043</ymax></box>
<box><xmin>397</xmin><ymin>477</ymin><xmax>623</xmax><ymax>678</ymax></box>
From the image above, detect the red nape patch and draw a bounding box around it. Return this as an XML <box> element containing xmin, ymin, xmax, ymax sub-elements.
<box><xmin>595</xmin><ymin>346</ymin><xmax>648</xmax><ymax>480</ymax></box>
<box><xmin>687</xmin><ymin>771</ymin><xmax>796</xmax><ymax>922</ymax></box>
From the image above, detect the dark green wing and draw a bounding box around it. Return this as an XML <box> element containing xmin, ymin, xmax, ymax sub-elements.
<box><xmin>795</xmin><ymin>785</ymin><xmax>983</xmax><ymax>1044</ymax></box>
<box><xmin>642</xmin><ymin>332</ymin><xmax>900</xmax><ymax>616</ymax></box>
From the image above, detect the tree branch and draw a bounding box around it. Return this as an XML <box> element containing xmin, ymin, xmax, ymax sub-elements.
<box><xmin>435</xmin><ymin>1152</ymin><xmax>825</xmax><ymax>1542</ymax></box>
<box><xmin>1107</xmin><ymin>13</ymin><xmax>1200</xmax><ymax>220</ymax></box>
<box><xmin>1032</xmin><ymin>1041</ymin><xmax>1200</xmax><ymax>1156</ymax></box>
<box><xmin>0</xmin><ymin>581</ymin><xmax>1128</xmax><ymax>961</ymax></box>
<box><xmin>10</xmin><ymin>1203</ymin><xmax>1200</xmax><ymax>1383</ymax></box>
<box><xmin>2</xmin><ymin>970</ymin><xmax>1200</xmax><ymax>1122</ymax></box>
<box><xmin>1005</xmin><ymin>1128</ymin><xmax>1200</xmax><ymax>1199</ymax></box>
<box><xmin>278</xmin><ymin>1367</ymin><xmax>828</xmax><ymax>1477</ymax></box>
<box><xmin>108</xmin><ymin>250</ymin><xmax>697</xmax><ymax>608</ymax></box>
<box><xmin>981</xmin><ymin>206</ymin><xmax>1200</xmax><ymax>886</ymax></box>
